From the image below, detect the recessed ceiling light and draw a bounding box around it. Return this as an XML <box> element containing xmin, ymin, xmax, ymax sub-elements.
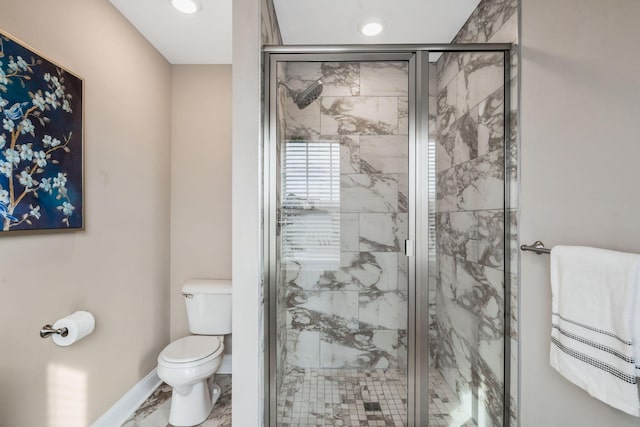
<box><xmin>171</xmin><ymin>0</ymin><xmax>202</xmax><ymax>14</ymax></box>
<box><xmin>360</xmin><ymin>21</ymin><xmax>385</xmax><ymax>37</ymax></box>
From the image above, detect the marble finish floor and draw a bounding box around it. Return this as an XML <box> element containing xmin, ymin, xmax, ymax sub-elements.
<box><xmin>276</xmin><ymin>368</ymin><xmax>475</xmax><ymax>427</ymax></box>
<box><xmin>122</xmin><ymin>370</ymin><xmax>473</xmax><ymax>426</ymax></box>
<box><xmin>121</xmin><ymin>375</ymin><xmax>231</xmax><ymax>427</ymax></box>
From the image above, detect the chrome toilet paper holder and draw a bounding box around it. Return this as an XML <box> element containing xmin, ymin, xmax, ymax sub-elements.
<box><xmin>40</xmin><ymin>324</ymin><xmax>69</xmax><ymax>338</ymax></box>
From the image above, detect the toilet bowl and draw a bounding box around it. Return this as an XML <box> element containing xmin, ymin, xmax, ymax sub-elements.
<box><xmin>157</xmin><ymin>335</ymin><xmax>225</xmax><ymax>426</ymax></box>
<box><xmin>158</xmin><ymin>279</ymin><xmax>232</xmax><ymax>426</ymax></box>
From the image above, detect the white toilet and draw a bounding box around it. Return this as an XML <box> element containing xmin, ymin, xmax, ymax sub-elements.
<box><xmin>157</xmin><ymin>279</ymin><xmax>231</xmax><ymax>427</ymax></box>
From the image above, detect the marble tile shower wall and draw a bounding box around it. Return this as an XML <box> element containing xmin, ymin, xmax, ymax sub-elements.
<box><xmin>280</xmin><ymin>62</ymin><xmax>409</xmax><ymax>370</ymax></box>
<box><xmin>430</xmin><ymin>0</ymin><xmax>518</xmax><ymax>425</ymax></box>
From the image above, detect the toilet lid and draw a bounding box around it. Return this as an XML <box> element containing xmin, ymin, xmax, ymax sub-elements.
<box><xmin>160</xmin><ymin>336</ymin><xmax>222</xmax><ymax>363</ymax></box>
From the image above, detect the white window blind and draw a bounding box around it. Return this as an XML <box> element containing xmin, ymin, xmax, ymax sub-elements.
<box><xmin>280</xmin><ymin>140</ymin><xmax>340</xmax><ymax>270</ymax></box>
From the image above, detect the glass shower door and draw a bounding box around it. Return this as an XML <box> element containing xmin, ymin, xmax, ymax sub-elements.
<box><xmin>265</xmin><ymin>47</ymin><xmax>513</xmax><ymax>427</ymax></box>
<box><xmin>271</xmin><ymin>58</ymin><xmax>411</xmax><ymax>426</ymax></box>
<box><xmin>425</xmin><ymin>50</ymin><xmax>511</xmax><ymax>427</ymax></box>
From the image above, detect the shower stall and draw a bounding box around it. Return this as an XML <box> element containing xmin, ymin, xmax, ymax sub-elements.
<box><xmin>263</xmin><ymin>45</ymin><xmax>513</xmax><ymax>426</ymax></box>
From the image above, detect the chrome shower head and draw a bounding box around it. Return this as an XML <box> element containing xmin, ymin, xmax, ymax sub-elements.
<box><xmin>279</xmin><ymin>79</ymin><xmax>323</xmax><ymax>109</ymax></box>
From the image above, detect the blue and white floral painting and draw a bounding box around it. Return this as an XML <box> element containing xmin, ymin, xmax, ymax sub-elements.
<box><xmin>0</xmin><ymin>30</ymin><xmax>83</xmax><ymax>233</ymax></box>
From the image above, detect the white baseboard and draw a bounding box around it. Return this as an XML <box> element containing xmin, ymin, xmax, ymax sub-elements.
<box><xmin>91</xmin><ymin>368</ymin><xmax>162</xmax><ymax>427</ymax></box>
<box><xmin>91</xmin><ymin>355</ymin><xmax>232</xmax><ymax>426</ymax></box>
<box><xmin>218</xmin><ymin>354</ymin><xmax>232</xmax><ymax>374</ymax></box>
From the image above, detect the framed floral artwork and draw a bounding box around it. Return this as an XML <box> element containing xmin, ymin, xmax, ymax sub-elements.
<box><xmin>0</xmin><ymin>30</ymin><xmax>83</xmax><ymax>233</ymax></box>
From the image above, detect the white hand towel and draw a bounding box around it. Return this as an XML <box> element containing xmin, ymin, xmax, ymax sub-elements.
<box><xmin>550</xmin><ymin>245</ymin><xmax>640</xmax><ymax>416</ymax></box>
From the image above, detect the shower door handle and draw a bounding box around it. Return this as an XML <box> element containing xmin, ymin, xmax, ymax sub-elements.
<box><xmin>404</xmin><ymin>240</ymin><xmax>415</xmax><ymax>257</ymax></box>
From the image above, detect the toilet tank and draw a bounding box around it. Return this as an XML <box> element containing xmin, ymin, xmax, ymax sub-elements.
<box><xmin>182</xmin><ymin>279</ymin><xmax>232</xmax><ymax>335</ymax></box>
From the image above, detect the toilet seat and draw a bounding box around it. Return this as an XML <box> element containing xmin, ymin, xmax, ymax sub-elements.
<box><xmin>158</xmin><ymin>336</ymin><xmax>223</xmax><ymax>368</ymax></box>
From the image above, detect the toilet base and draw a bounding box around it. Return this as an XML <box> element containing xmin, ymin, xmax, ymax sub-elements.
<box><xmin>168</xmin><ymin>380</ymin><xmax>221</xmax><ymax>427</ymax></box>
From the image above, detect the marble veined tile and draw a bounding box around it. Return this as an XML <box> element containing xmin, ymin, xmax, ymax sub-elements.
<box><xmin>459</xmin><ymin>52</ymin><xmax>505</xmax><ymax>112</ymax></box>
<box><xmin>319</xmin><ymin>339</ymin><xmax>374</xmax><ymax>368</ymax></box>
<box><xmin>261</xmin><ymin>0</ymin><xmax>280</xmax><ymax>45</ymax></box>
<box><xmin>437</xmin><ymin>52</ymin><xmax>461</xmax><ymax>94</ymax></box>
<box><xmin>437</xmin><ymin>254</ymin><xmax>457</xmax><ymax>294</ymax></box>
<box><xmin>457</xmin><ymin>149</ymin><xmax>504</xmax><ymax>211</ymax></box>
<box><xmin>285</xmin><ymin>251</ymin><xmax>398</xmax><ymax>291</ymax></box>
<box><xmin>510</xmin><ymin>272</ymin><xmax>518</xmax><ymax>339</ymax></box>
<box><xmin>436</xmin><ymin>135</ymin><xmax>455</xmax><ymax>173</ymax></box>
<box><xmin>435</xmin><ymin>295</ymin><xmax>478</xmax><ymax>394</ymax></box>
<box><xmin>285</xmin><ymin>62</ymin><xmax>322</xmax><ymax>91</ymax></box>
<box><xmin>121</xmin><ymin>385</ymin><xmax>172</xmax><ymax>427</ymax></box>
<box><xmin>438</xmin><ymin>108</ymin><xmax>479</xmax><ymax>168</ymax></box>
<box><xmin>429</xmin><ymin>63</ymin><xmax>437</xmax><ymax>96</ymax></box>
<box><xmin>359</xmin><ymin>213</ymin><xmax>407</xmax><ymax>252</ymax></box>
<box><xmin>320</xmin><ymin>97</ymin><xmax>398</xmax><ymax>135</ymax></box>
<box><xmin>359</xmin><ymin>135</ymin><xmax>408</xmax><ymax>174</ymax></box>
<box><xmin>478</xmin><ymin>87</ymin><xmax>505</xmax><ymax>157</ymax></box>
<box><xmin>321</xmin><ymin>62</ymin><xmax>360</xmax><ymax>96</ymax></box>
<box><xmin>287</xmin><ymin>329</ymin><xmax>320</xmax><ymax>368</ymax></box>
<box><xmin>454</xmin><ymin>0</ymin><xmax>518</xmax><ymax>44</ymax></box>
<box><xmin>340</xmin><ymin>251</ymin><xmax>398</xmax><ymax>291</ymax></box>
<box><xmin>435</xmin><ymin>84</ymin><xmax>463</xmax><ymax>172</ymax></box>
<box><xmin>436</xmin><ymin>150</ymin><xmax>504</xmax><ymax>212</ymax></box>
<box><xmin>398</xmin><ymin>96</ymin><xmax>408</xmax><ymax>135</ymax></box>
<box><xmin>121</xmin><ymin>375</ymin><xmax>232</xmax><ymax>427</ymax></box>
<box><xmin>397</xmin><ymin>254</ymin><xmax>408</xmax><ymax>291</ymax></box>
<box><xmin>446</xmin><ymin>211</ymin><xmax>480</xmax><ymax>260</ymax></box>
<box><xmin>360</xmin><ymin>62</ymin><xmax>408</xmax><ymax>96</ymax></box>
<box><xmin>371</xmin><ymin>329</ymin><xmax>403</xmax><ymax>368</ymax></box>
<box><xmin>437</xmin><ymin>78</ymin><xmax>458</xmax><ymax>121</ymax></box>
<box><xmin>338</xmin><ymin>135</ymin><xmax>360</xmax><ymax>174</ymax></box>
<box><xmin>476</xmin><ymin>209</ymin><xmax>505</xmax><ymax>270</ymax></box>
<box><xmin>397</xmin><ymin>329</ymin><xmax>408</xmax><ymax>369</ymax></box>
<box><xmin>476</xmin><ymin>354</ymin><xmax>505</xmax><ymax>427</ymax></box>
<box><xmin>340</xmin><ymin>213</ymin><xmax>359</xmax><ymax>251</ymax></box>
<box><xmin>340</xmin><ymin>174</ymin><xmax>398</xmax><ymax>213</ymax></box>
<box><xmin>359</xmin><ymin>291</ymin><xmax>407</xmax><ymax>330</ymax></box>
<box><xmin>319</xmin><ymin>329</ymin><xmax>401</xmax><ymax>369</ymax></box>
<box><xmin>429</xmin><ymin>96</ymin><xmax>437</xmax><ymax>130</ymax></box>
<box><xmin>435</xmin><ymin>167</ymin><xmax>458</xmax><ymax>212</ymax></box>
<box><xmin>282</xmin><ymin>260</ymin><xmax>323</xmax><ymax>290</ymax></box>
<box><xmin>479</xmin><ymin>331</ymin><xmax>504</xmax><ymax>381</ymax></box>
<box><xmin>489</xmin><ymin>10</ymin><xmax>518</xmax><ymax>44</ymax></box>
<box><xmin>317</xmin><ymin>134</ymin><xmax>360</xmax><ymax>174</ymax></box>
<box><xmin>437</xmin><ymin>209</ymin><xmax>506</xmax><ymax>271</ymax></box>
<box><xmin>453</xmin><ymin>260</ymin><xmax>504</xmax><ymax>340</ymax></box>
<box><xmin>397</xmin><ymin>173</ymin><xmax>408</xmax><ymax>214</ymax></box>
<box><xmin>287</xmin><ymin>289</ymin><xmax>359</xmax><ymax>329</ymax></box>
<box><xmin>284</xmin><ymin>95</ymin><xmax>321</xmax><ymax>140</ymax></box>
<box><xmin>437</xmin><ymin>52</ymin><xmax>504</xmax><ymax>119</ymax></box>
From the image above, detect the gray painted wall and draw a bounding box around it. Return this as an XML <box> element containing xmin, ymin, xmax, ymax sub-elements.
<box><xmin>520</xmin><ymin>0</ymin><xmax>640</xmax><ymax>426</ymax></box>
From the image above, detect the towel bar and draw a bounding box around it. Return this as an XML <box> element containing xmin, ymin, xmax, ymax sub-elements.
<box><xmin>520</xmin><ymin>241</ymin><xmax>551</xmax><ymax>255</ymax></box>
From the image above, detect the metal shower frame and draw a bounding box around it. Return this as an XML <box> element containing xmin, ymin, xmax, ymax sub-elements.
<box><xmin>262</xmin><ymin>43</ymin><xmax>513</xmax><ymax>427</ymax></box>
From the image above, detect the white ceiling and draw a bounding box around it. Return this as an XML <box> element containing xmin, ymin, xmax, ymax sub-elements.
<box><xmin>273</xmin><ymin>0</ymin><xmax>481</xmax><ymax>46</ymax></box>
<box><xmin>109</xmin><ymin>0</ymin><xmax>232</xmax><ymax>64</ymax></box>
<box><xmin>108</xmin><ymin>0</ymin><xmax>480</xmax><ymax>64</ymax></box>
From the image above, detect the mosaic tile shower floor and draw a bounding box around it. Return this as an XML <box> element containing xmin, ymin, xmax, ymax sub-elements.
<box><xmin>276</xmin><ymin>368</ymin><xmax>406</xmax><ymax>426</ymax></box>
<box><xmin>276</xmin><ymin>368</ymin><xmax>476</xmax><ymax>427</ymax></box>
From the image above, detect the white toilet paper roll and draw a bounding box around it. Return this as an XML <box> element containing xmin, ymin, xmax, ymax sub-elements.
<box><xmin>52</xmin><ymin>311</ymin><xmax>95</xmax><ymax>347</ymax></box>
